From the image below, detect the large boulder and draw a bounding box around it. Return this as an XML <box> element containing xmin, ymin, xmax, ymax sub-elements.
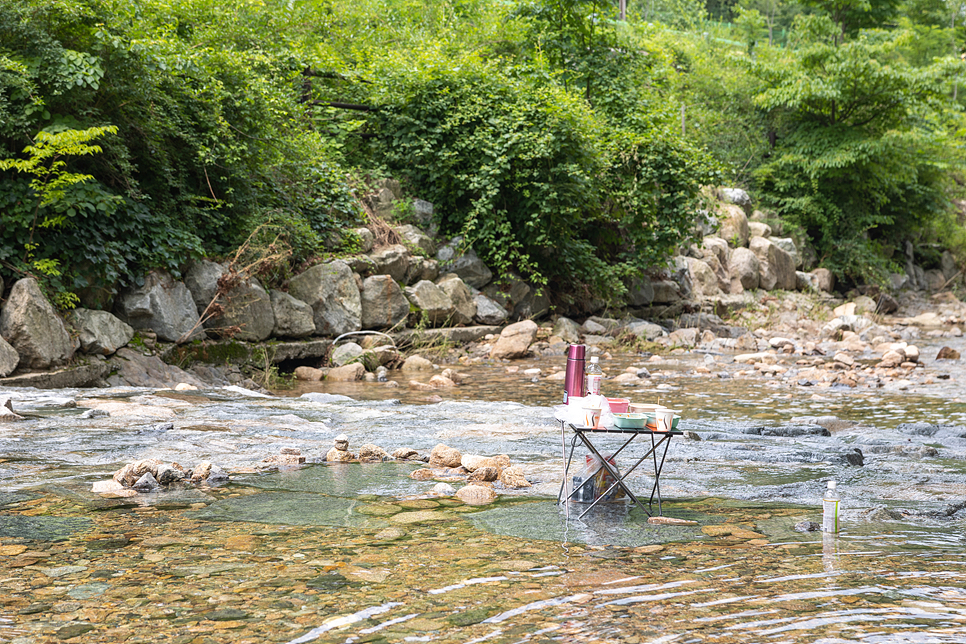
<box><xmin>114</xmin><ymin>271</ymin><xmax>205</xmax><ymax>342</ymax></box>
<box><xmin>812</xmin><ymin>268</ymin><xmax>835</xmax><ymax>293</ymax></box>
<box><xmin>436</xmin><ymin>238</ymin><xmax>493</xmax><ymax>288</ymax></box>
<box><xmin>748</xmin><ymin>221</ymin><xmax>772</xmax><ymax>238</ymax></box>
<box><xmin>686</xmin><ymin>257</ymin><xmax>721</xmax><ymax>297</ymax></box>
<box><xmin>184</xmin><ymin>261</ymin><xmax>274</xmax><ymax>341</ymax></box>
<box><xmin>0</xmin><ymin>336</ymin><xmax>18</xmax><ymax>377</ymax></box>
<box><xmin>361</xmin><ymin>275</ymin><xmax>410</xmax><ymax>330</ymax></box>
<box><xmin>512</xmin><ymin>288</ymin><xmax>550</xmax><ymax>321</ymax></box>
<box><xmin>769</xmin><ymin>237</ymin><xmax>801</xmax><ymax>269</ymax></box>
<box><xmin>405</xmin><ymin>257</ymin><xmax>439</xmax><ymax>285</ymax></box>
<box><xmin>474</xmin><ymin>293</ymin><xmax>508</xmax><ymax>326</ymax></box>
<box><xmin>651</xmin><ymin>280</ymin><xmax>681</xmax><ymax>304</ymax></box>
<box><xmin>404</xmin><ymin>280</ymin><xmax>456</xmax><ymax>326</ymax></box>
<box><xmin>288</xmin><ymin>260</ymin><xmax>362</xmax><ymax>336</ymax></box>
<box><xmin>749</xmin><ymin>237</ymin><xmax>796</xmax><ymax>291</ymax></box>
<box><xmin>395</xmin><ymin>224</ymin><xmax>436</xmax><ymax>256</ymax></box>
<box><xmin>490</xmin><ymin>320</ymin><xmax>538</xmax><ymax>359</ymax></box>
<box><xmin>270</xmin><ymin>290</ymin><xmax>316</xmax><ymax>339</ymax></box>
<box><xmin>718</xmin><ymin>187</ymin><xmax>752</xmax><ymax>214</ymax></box>
<box><xmin>716</xmin><ymin>204</ymin><xmax>750</xmax><ymax>248</ymax></box>
<box><xmin>436</xmin><ymin>275</ymin><xmax>476</xmax><ymax>325</ymax></box>
<box><xmin>625</xmin><ymin>277</ymin><xmax>654</xmax><ymax>307</ymax></box>
<box><xmin>367</xmin><ymin>245</ymin><xmax>410</xmax><ymax>282</ymax></box>
<box><xmin>552</xmin><ymin>317</ymin><xmax>581</xmax><ymax>344</ymax></box>
<box><xmin>730</xmin><ymin>247</ymin><xmax>760</xmax><ymax>291</ymax></box>
<box><xmin>70</xmin><ymin>309</ymin><xmax>134</xmax><ymax>355</ymax></box>
<box><xmin>0</xmin><ymin>278</ymin><xmax>74</xmax><ymax>370</ymax></box>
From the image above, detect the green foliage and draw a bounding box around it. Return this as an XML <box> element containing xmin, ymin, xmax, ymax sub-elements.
<box><xmin>748</xmin><ymin>24</ymin><xmax>960</xmax><ymax>283</ymax></box>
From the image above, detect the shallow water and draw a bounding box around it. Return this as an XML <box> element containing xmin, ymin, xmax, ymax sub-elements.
<box><xmin>2</xmin><ymin>340</ymin><xmax>966</xmax><ymax>643</ymax></box>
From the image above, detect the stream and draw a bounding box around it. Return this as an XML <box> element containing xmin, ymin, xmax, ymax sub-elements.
<box><xmin>2</xmin><ymin>338</ymin><xmax>966</xmax><ymax>643</ymax></box>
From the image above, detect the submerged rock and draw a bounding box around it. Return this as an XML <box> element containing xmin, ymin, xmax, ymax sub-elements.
<box><xmin>456</xmin><ymin>484</ymin><xmax>497</xmax><ymax>505</ymax></box>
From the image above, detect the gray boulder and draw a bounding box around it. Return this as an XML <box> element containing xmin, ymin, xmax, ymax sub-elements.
<box><xmin>748</xmin><ymin>221</ymin><xmax>772</xmax><ymax>238</ymax></box>
<box><xmin>331</xmin><ymin>342</ymin><xmax>364</xmax><ymax>366</ymax></box>
<box><xmin>114</xmin><ymin>271</ymin><xmax>205</xmax><ymax>342</ymax></box>
<box><xmin>474</xmin><ymin>293</ymin><xmax>508</xmax><ymax>326</ymax></box>
<box><xmin>813</xmin><ymin>268</ymin><xmax>835</xmax><ymax>293</ymax></box>
<box><xmin>352</xmin><ymin>227</ymin><xmax>375</xmax><ymax>253</ymax></box>
<box><xmin>717</xmin><ymin>204</ymin><xmax>750</xmax><ymax>248</ymax></box>
<box><xmin>436</xmin><ymin>275</ymin><xmax>476</xmax><ymax>325</ymax></box>
<box><xmin>0</xmin><ymin>335</ymin><xmax>18</xmax><ymax>377</ymax></box>
<box><xmin>625</xmin><ymin>320</ymin><xmax>666</xmax><ymax>341</ymax></box>
<box><xmin>367</xmin><ymin>245</ymin><xmax>410</xmax><ymax>282</ymax></box>
<box><xmin>404</xmin><ymin>280</ymin><xmax>456</xmax><ymax>326</ymax></box>
<box><xmin>749</xmin><ymin>237</ymin><xmax>796</xmax><ymax>291</ymax></box>
<box><xmin>270</xmin><ymin>290</ymin><xmax>316</xmax><ymax>339</ymax></box>
<box><xmin>361</xmin><ymin>275</ymin><xmax>410</xmax><ymax>330</ymax></box>
<box><xmin>625</xmin><ymin>277</ymin><xmax>654</xmax><ymax>307</ymax></box>
<box><xmin>686</xmin><ymin>257</ymin><xmax>721</xmax><ymax>296</ymax></box>
<box><xmin>490</xmin><ymin>320</ymin><xmax>538</xmax><ymax>360</ymax></box>
<box><xmin>552</xmin><ymin>317</ymin><xmax>581</xmax><ymax>344</ymax></box>
<box><xmin>670</xmin><ymin>256</ymin><xmax>693</xmax><ymax>299</ymax></box>
<box><xmin>769</xmin><ymin>237</ymin><xmax>801</xmax><ymax>269</ymax></box>
<box><xmin>288</xmin><ymin>260</ymin><xmax>362</xmax><ymax>336</ymax></box>
<box><xmin>512</xmin><ymin>288</ymin><xmax>550</xmax><ymax>321</ymax></box>
<box><xmin>718</xmin><ymin>187</ymin><xmax>752</xmax><ymax>213</ymax></box>
<box><xmin>436</xmin><ymin>238</ymin><xmax>493</xmax><ymax>288</ymax></box>
<box><xmin>651</xmin><ymin>280</ymin><xmax>681</xmax><ymax>304</ymax></box>
<box><xmin>70</xmin><ymin>309</ymin><xmax>134</xmax><ymax>355</ymax></box>
<box><xmin>405</xmin><ymin>257</ymin><xmax>439</xmax><ymax>285</ymax></box>
<box><xmin>0</xmin><ymin>277</ymin><xmax>75</xmax><ymax>369</ymax></box>
<box><xmin>730</xmin><ymin>247</ymin><xmax>760</xmax><ymax>291</ymax></box>
<box><xmin>395</xmin><ymin>224</ymin><xmax>436</xmax><ymax>256</ymax></box>
<box><xmin>184</xmin><ymin>260</ymin><xmax>275</xmax><ymax>341</ymax></box>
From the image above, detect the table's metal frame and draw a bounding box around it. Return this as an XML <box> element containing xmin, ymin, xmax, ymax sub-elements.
<box><xmin>558</xmin><ymin>421</ymin><xmax>682</xmax><ymax>519</ymax></box>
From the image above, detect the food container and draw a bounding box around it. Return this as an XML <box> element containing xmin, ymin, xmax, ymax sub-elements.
<box><xmin>613</xmin><ymin>413</ymin><xmax>647</xmax><ymax>429</ymax></box>
<box><xmin>607</xmin><ymin>398</ymin><xmax>630</xmax><ymax>414</ymax></box>
<box><xmin>630</xmin><ymin>403</ymin><xmax>666</xmax><ymax>415</ymax></box>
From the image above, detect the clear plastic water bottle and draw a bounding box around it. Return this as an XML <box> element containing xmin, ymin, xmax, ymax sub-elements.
<box><xmin>585</xmin><ymin>356</ymin><xmax>602</xmax><ymax>396</ymax></box>
<box><xmin>822</xmin><ymin>480</ymin><xmax>840</xmax><ymax>533</ymax></box>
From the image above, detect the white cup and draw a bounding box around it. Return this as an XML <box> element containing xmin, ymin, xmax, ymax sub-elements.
<box><xmin>654</xmin><ymin>409</ymin><xmax>678</xmax><ymax>432</ymax></box>
<box><xmin>582</xmin><ymin>407</ymin><xmax>602</xmax><ymax>428</ymax></box>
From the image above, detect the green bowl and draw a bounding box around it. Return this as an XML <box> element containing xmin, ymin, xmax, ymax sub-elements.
<box><xmin>613</xmin><ymin>413</ymin><xmax>647</xmax><ymax>429</ymax></box>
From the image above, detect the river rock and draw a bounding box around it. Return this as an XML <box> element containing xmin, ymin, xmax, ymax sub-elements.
<box><xmin>769</xmin><ymin>237</ymin><xmax>801</xmax><ymax>268</ymax></box>
<box><xmin>512</xmin><ymin>287</ymin><xmax>550</xmax><ymax>321</ymax></box>
<box><xmin>651</xmin><ymin>280</ymin><xmax>681</xmax><ymax>304</ymax></box>
<box><xmin>402</xmin><ymin>355</ymin><xmax>433</xmax><ymax>370</ymax></box>
<box><xmin>812</xmin><ymin>268</ymin><xmax>835</xmax><ymax>293</ymax></box>
<box><xmin>392</xmin><ymin>447</ymin><xmax>420</xmax><ymax>460</ymax></box>
<box><xmin>429</xmin><ymin>444</ymin><xmax>462</xmax><ymax>468</ymax></box>
<box><xmin>155</xmin><ymin>463</ymin><xmax>186</xmax><ymax>485</ymax></box>
<box><xmin>625</xmin><ymin>277</ymin><xmax>655</xmax><ymax>307</ymax></box>
<box><xmin>331</xmin><ymin>342</ymin><xmax>364</xmax><ymax>366</ymax></box>
<box><xmin>270</xmin><ymin>290</ymin><xmax>315</xmax><ymax>339</ymax></box>
<box><xmin>436</xmin><ymin>275</ymin><xmax>476</xmax><ymax>325</ymax></box>
<box><xmin>294</xmin><ymin>366</ymin><xmax>325</xmax><ymax>381</ymax></box>
<box><xmin>361</xmin><ymin>275</ymin><xmax>409</xmax><ymax>330</ymax></box>
<box><xmin>467</xmin><ymin>466</ymin><xmax>499</xmax><ymax>482</ymax></box>
<box><xmin>113</xmin><ymin>459</ymin><xmax>163</xmax><ymax>487</ymax></box>
<box><xmin>456</xmin><ymin>484</ymin><xmax>497</xmax><ymax>505</ymax></box>
<box><xmin>718</xmin><ymin>187</ymin><xmax>752</xmax><ymax>212</ymax></box>
<box><xmin>490</xmin><ymin>320</ymin><xmax>538</xmax><ymax>360</ymax></box>
<box><xmin>70</xmin><ymin>309</ymin><xmax>134</xmax><ymax>356</ymax></box>
<box><xmin>498</xmin><ymin>465</ymin><xmax>531</xmax><ymax>488</ymax></box>
<box><xmin>432</xmin><ymin>483</ymin><xmax>456</xmax><ymax>495</ymax></box>
<box><xmin>0</xmin><ymin>277</ymin><xmax>75</xmax><ymax>369</ymax></box>
<box><xmin>327</xmin><ymin>363</ymin><xmax>366</xmax><ymax>381</ymax></box>
<box><xmin>133</xmin><ymin>472</ymin><xmax>161</xmax><ymax>492</ymax></box>
<box><xmin>410</xmin><ymin>468</ymin><xmax>435</xmax><ymax>480</ymax></box>
<box><xmin>114</xmin><ymin>271</ymin><xmax>205</xmax><ymax>342</ymax></box>
<box><xmin>288</xmin><ymin>260</ymin><xmax>362</xmax><ymax>336</ymax></box>
<box><xmin>748</xmin><ymin>221</ymin><xmax>772</xmax><ymax>238</ymax></box>
<box><xmin>686</xmin><ymin>257</ymin><xmax>721</xmax><ymax>296</ymax></box>
<box><xmin>553</xmin><ymin>317</ymin><xmax>581</xmax><ymax>344</ymax></box>
<box><xmin>358</xmin><ymin>444</ymin><xmax>390</xmax><ymax>462</ymax></box>
<box><xmin>368</xmin><ymin>244</ymin><xmax>410</xmax><ymax>282</ymax></box>
<box><xmin>334</xmin><ymin>434</ymin><xmax>350</xmax><ymax>450</ymax></box>
<box><xmin>436</xmin><ymin>238</ymin><xmax>493</xmax><ymax>288</ymax></box>
<box><xmin>404</xmin><ymin>280</ymin><xmax>455</xmax><ymax>326</ymax></box>
<box><xmin>474</xmin><ymin>293</ymin><xmax>508</xmax><ymax>326</ymax></box>
<box><xmin>405</xmin><ymin>257</ymin><xmax>440</xmax><ymax>285</ymax></box>
<box><xmin>326</xmin><ymin>447</ymin><xmax>355</xmax><ymax>462</ymax></box>
<box><xmin>730</xmin><ymin>247</ymin><xmax>760</xmax><ymax>291</ymax></box>
<box><xmin>717</xmin><ymin>203</ymin><xmax>750</xmax><ymax>248</ymax></box>
<box><xmin>625</xmin><ymin>320</ymin><xmax>666</xmax><ymax>340</ymax></box>
<box><xmin>0</xmin><ymin>336</ymin><xmax>19</xmax><ymax>377</ymax></box>
<box><xmin>395</xmin><ymin>224</ymin><xmax>436</xmax><ymax>256</ymax></box>
<box><xmin>750</xmin><ymin>237</ymin><xmax>796</xmax><ymax>291</ymax></box>
<box><xmin>937</xmin><ymin>346</ymin><xmax>960</xmax><ymax>360</ymax></box>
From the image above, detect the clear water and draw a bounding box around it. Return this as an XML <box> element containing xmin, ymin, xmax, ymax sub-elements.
<box><xmin>2</xmin><ymin>338</ymin><xmax>966</xmax><ymax>643</ymax></box>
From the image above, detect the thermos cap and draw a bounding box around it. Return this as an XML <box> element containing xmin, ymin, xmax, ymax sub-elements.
<box><xmin>567</xmin><ymin>344</ymin><xmax>586</xmax><ymax>359</ymax></box>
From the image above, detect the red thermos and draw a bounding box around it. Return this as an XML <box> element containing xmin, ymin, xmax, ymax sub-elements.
<box><xmin>563</xmin><ymin>344</ymin><xmax>586</xmax><ymax>404</ymax></box>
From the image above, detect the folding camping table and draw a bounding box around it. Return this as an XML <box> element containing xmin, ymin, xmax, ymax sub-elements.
<box><xmin>558</xmin><ymin>421</ymin><xmax>682</xmax><ymax>520</ymax></box>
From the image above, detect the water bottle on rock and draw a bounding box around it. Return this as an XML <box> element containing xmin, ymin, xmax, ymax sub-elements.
<box><xmin>822</xmin><ymin>480</ymin><xmax>840</xmax><ymax>533</ymax></box>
